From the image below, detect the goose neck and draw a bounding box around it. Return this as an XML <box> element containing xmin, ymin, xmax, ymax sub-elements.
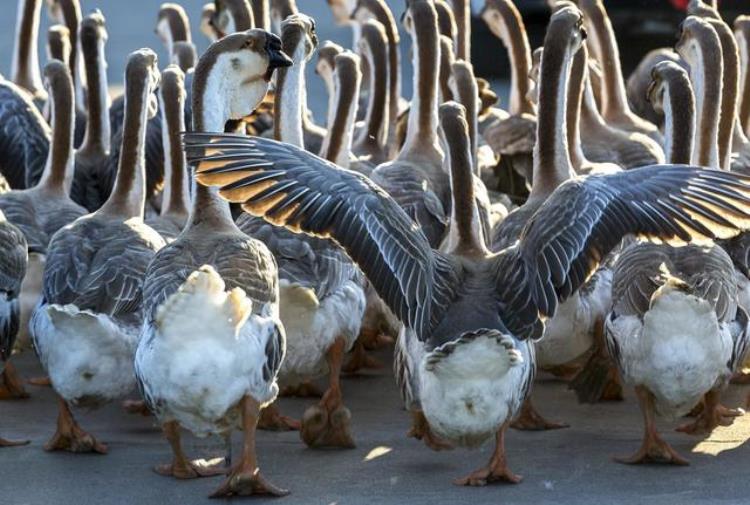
<box><xmin>531</xmin><ymin>35</ymin><xmax>575</xmax><ymax>201</ymax></box>
<box><xmin>323</xmin><ymin>61</ymin><xmax>361</xmax><ymax>168</ymax></box>
<box><xmin>38</xmin><ymin>71</ymin><xmax>75</xmax><ymax>194</ymax></box>
<box><xmin>662</xmin><ymin>83</ymin><xmax>696</xmax><ymax>165</ymax></box>
<box><xmin>273</xmin><ymin>44</ymin><xmax>306</xmax><ymax>147</ymax></box>
<box><xmin>685</xmin><ymin>39</ymin><xmax>722</xmax><ymax>168</ymax></box>
<box><xmin>566</xmin><ymin>47</ymin><xmax>587</xmax><ymax>170</ymax></box>
<box><xmin>401</xmin><ymin>8</ymin><xmax>441</xmax><ymax>158</ymax></box>
<box><xmin>99</xmin><ymin>75</ymin><xmax>149</xmax><ymax>219</ymax></box>
<box><xmin>79</xmin><ymin>34</ymin><xmax>111</xmax><ymax>155</ymax></box>
<box><xmin>11</xmin><ymin>0</ymin><xmax>44</xmax><ymax>97</ymax></box>
<box><xmin>160</xmin><ymin>84</ymin><xmax>189</xmax><ymax>220</ymax></box>
<box><xmin>709</xmin><ymin>19</ymin><xmax>740</xmax><ymax>170</ymax></box>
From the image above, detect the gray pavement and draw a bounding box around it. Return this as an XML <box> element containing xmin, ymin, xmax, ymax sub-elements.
<box><xmin>3</xmin><ymin>351</ymin><xmax>750</xmax><ymax>504</ymax></box>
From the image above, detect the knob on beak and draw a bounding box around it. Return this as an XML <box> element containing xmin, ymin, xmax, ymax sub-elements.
<box><xmin>264</xmin><ymin>33</ymin><xmax>293</xmax><ymax>81</ymax></box>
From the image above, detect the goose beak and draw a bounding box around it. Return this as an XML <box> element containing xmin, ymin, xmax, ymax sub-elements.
<box><xmin>264</xmin><ymin>34</ymin><xmax>293</xmax><ymax>81</ymax></box>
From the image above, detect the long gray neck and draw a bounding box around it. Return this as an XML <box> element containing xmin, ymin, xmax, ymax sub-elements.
<box><xmin>530</xmin><ymin>36</ymin><xmax>575</xmax><ymax>203</ymax></box>
<box><xmin>322</xmin><ymin>61</ymin><xmax>360</xmax><ymax>168</ymax></box>
<box><xmin>11</xmin><ymin>0</ymin><xmax>44</xmax><ymax>97</ymax></box>
<box><xmin>357</xmin><ymin>25</ymin><xmax>389</xmax><ymax>151</ymax></box>
<box><xmin>708</xmin><ymin>19</ymin><xmax>739</xmax><ymax>170</ymax></box>
<box><xmin>79</xmin><ymin>36</ymin><xmax>111</xmax><ymax>155</ymax></box>
<box><xmin>566</xmin><ymin>47</ymin><xmax>588</xmax><ymax>170</ymax></box>
<box><xmin>273</xmin><ymin>42</ymin><xmax>306</xmax><ymax>147</ymax></box>
<box><xmin>56</xmin><ymin>0</ymin><xmax>84</xmax><ymax>111</ymax></box>
<box><xmin>662</xmin><ymin>81</ymin><xmax>696</xmax><ymax>165</ymax></box>
<box><xmin>401</xmin><ymin>9</ymin><xmax>441</xmax><ymax>158</ymax></box>
<box><xmin>98</xmin><ymin>76</ymin><xmax>149</xmax><ymax>219</ymax></box>
<box><xmin>737</xmin><ymin>23</ymin><xmax>750</xmax><ymax>135</ymax></box>
<box><xmin>685</xmin><ymin>39</ymin><xmax>722</xmax><ymax>169</ymax></box>
<box><xmin>160</xmin><ymin>84</ymin><xmax>189</xmax><ymax>221</ymax></box>
<box><xmin>38</xmin><ymin>72</ymin><xmax>74</xmax><ymax>194</ymax></box>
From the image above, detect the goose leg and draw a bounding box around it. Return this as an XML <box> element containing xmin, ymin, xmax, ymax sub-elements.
<box><xmin>257</xmin><ymin>402</ymin><xmax>300</xmax><ymax>431</ymax></box>
<box><xmin>300</xmin><ymin>337</ymin><xmax>355</xmax><ymax>448</ymax></box>
<box><xmin>616</xmin><ymin>386</ymin><xmax>689</xmax><ymax>465</ymax></box>
<box><xmin>0</xmin><ymin>362</ymin><xmax>29</xmax><ymax>399</ymax></box>
<box><xmin>454</xmin><ymin>422</ymin><xmax>522</xmax><ymax>486</ymax></box>
<box><xmin>568</xmin><ymin>318</ymin><xmax>624</xmax><ymax>403</ymax></box>
<box><xmin>209</xmin><ymin>395</ymin><xmax>288</xmax><ymax>498</ymax></box>
<box><xmin>407</xmin><ymin>410</ymin><xmax>453</xmax><ymax>451</ymax></box>
<box><xmin>154</xmin><ymin>421</ymin><xmax>225</xmax><ymax>479</ymax></box>
<box><xmin>0</xmin><ymin>436</ymin><xmax>29</xmax><ymax>447</ymax></box>
<box><xmin>676</xmin><ymin>389</ymin><xmax>742</xmax><ymax>435</ymax></box>
<box><xmin>343</xmin><ymin>338</ymin><xmax>383</xmax><ymax>374</ymax></box>
<box><xmin>44</xmin><ymin>396</ymin><xmax>107</xmax><ymax>454</ymax></box>
<box><xmin>511</xmin><ymin>397</ymin><xmax>568</xmax><ymax>431</ymax></box>
<box><xmin>27</xmin><ymin>375</ymin><xmax>51</xmax><ymax>387</ymax></box>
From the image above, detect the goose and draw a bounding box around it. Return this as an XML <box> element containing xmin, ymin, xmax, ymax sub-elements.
<box><xmin>0</xmin><ymin>61</ymin><xmax>87</xmax><ymax>394</ymax></box>
<box><xmin>69</xmin><ymin>10</ymin><xmax>115</xmax><ymax>212</ymax></box>
<box><xmin>315</xmin><ymin>41</ymin><xmax>342</xmax><ymax>108</ymax></box>
<box><xmin>200</xmin><ymin>3</ymin><xmax>220</xmax><ymax>42</ymax></box>
<box><xmin>185</xmin><ymin>9</ymin><xmax>750</xmax><ymax>485</ymax></box>
<box><xmin>351</xmin><ymin>19</ymin><xmax>390</xmax><ymax>166</ymax></box>
<box><xmin>144</xmin><ymin>66</ymin><xmax>190</xmax><ymax>241</ymax></box>
<box><xmin>481</xmin><ymin>0</ymin><xmax>536</xmax><ymax>185</ymax></box>
<box><xmin>272</xmin><ymin>14</ymin><xmax>326</xmax><ymax>155</ymax></box>
<box><xmin>135</xmin><ymin>30</ymin><xmax>290</xmax><ymax>497</ymax></box>
<box><xmin>237</xmin><ymin>19</ymin><xmax>367</xmax><ymax>447</ymax></box>
<box><xmin>156</xmin><ymin>3</ymin><xmax>192</xmax><ymax>59</ymax></box>
<box><xmin>490</xmin><ymin>7</ymin><xmax>590</xmax><ymax>427</ymax></box>
<box><xmin>736</xmin><ymin>16</ymin><xmax>750</xmax><ymax>136</ymax></box>
<box><xmin>11</xmin><ymin>0</ymin><xmax>46</xmax><ymax>104</ymax></box>
<box><xmin>370</xmin><ymin>0</ymin><xmax>449</xmax><ymax>248</ymax></box>
<box><xmin>577</xmin><ymin>0</ymin><xmax>662</xmax><ymax>144</ymax></box>
<box><xmin>328</xmin><ymin>0</ymin><xmax>404</xmax><ymax>159</ymax></box>
<box><xmin>626</xmin><ymin>49</ymin><xmax>684</xmax><ymax>128</ymax></box>
<box><xmin>30</xmin><ymin>49</ymin><xmax>165</xmax><ymax>454</ymax></box>
<box><xmin>0</xmin><ymin>209</ymin><xmax>28</xmax><ymax>444</ymax></box>
<box><xmin>605</xmin><ymin>61</ymin><xmax>749</xmax><ymax>464</ymax></box>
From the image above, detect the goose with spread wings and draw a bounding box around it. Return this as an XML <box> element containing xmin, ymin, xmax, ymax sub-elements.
<box><xmin>184</xmin><ymin>131</ymin><xmax>750</xmax><ymax>485</ymax></box>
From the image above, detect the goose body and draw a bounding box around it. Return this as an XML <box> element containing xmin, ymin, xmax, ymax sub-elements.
<box><xmin>31</xmin><ymin>49</ymin><xmax>165</xmax><ymax>453</ymax></box>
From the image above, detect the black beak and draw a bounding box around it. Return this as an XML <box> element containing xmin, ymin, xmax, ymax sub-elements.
<box><xmin>264</xmin><ymin>33</ymin><xmax>292</xmax><ymax>81</ymax></box>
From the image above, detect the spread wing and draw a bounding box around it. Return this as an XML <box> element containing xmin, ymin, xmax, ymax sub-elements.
<box><xmin>496</xmin><ymin>166</ymin><xmax>750</xmax><ymax>339</ymax></box>
<box><xmin>183</xmin><ymin>133</ymin><xmax>460</xmax><ymax>340</ymax></box>
<box><xmin>0</xmin><ymin>81</ymin><xmax>50</xmax><ymax>189</ymax></box>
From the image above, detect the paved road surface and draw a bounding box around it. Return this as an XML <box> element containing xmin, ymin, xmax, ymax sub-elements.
<box><xmin>3</xmin><ymin>351</ymin><xmax>750</xmax><ymax>504</ymax></box>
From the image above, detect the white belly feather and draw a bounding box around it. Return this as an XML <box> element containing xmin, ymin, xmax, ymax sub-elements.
<box><xmin>607</xmin><ymin>289</ymin><xmax>733</xmax><ymax>419</ymax></box>
<box><xmin>31</xmin><ymin>303</ymin><xmax>140</xmax><ymax>406</ymax></box>
<box><xmin>135</xmin><ymin>266</ymin><xmax>283</xmax><ymax>437</ymax></box>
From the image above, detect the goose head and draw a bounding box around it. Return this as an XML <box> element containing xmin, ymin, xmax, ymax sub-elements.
<box><xmin>212</xmin><ymin>0</ymin><xmax>254</xmax><ymax>38</ymax></box>
<box><xmin>315</xmin><ymin>40</ymin><xmax>343</xmax><ymax>97</ymax></box>
<box><xmin>127</xmin><ymin>49</ymin><xmax>161</xmax><ymax>121</ymax></box>
<box><xmin>675</xmin><ymin>15</ymin><xmax>721</xmax><ymax>67</ymax></box>
<box><xmin>193</xmin><ymin>29</ymin><xmax>291</xmax><ymax>130</ymax></box>
<box><xmin>434</xmin><ymin>0</ymin><xmax>457</xmax><ymax>40</ymax></box>
<box><xmin>647</xmin><ymin>61</ymin><xmax>690</xmax><ymax>118</ymax></box>
<box><xmin>200</xmin><ymin>3</ymin><xmax>220</xmax><ymax>42</ymax></box>
<box><xmin>156</xmin><ymin>3</ymin><xmax>191</xmax><ymax>54</ymax></box>
<box><xmin>46</xmin><ymin>24</ymin><xmax>71</xmax><ymax>65</ymax></box>
<box><xmin>171</xmin><ymin>41</ymin><xmax>197</xmax><ymax>72</ymax></box>
<box><xmin>280</xmin><ymin>13</ymin><xmax>318</xmax><ymax>63</ymax></box>
<box><xmin>327</xmin><ymin>0</ymin><xmax>357</xmax><ymax>25</ymax></box>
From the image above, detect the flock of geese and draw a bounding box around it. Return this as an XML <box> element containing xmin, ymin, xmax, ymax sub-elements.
<box><xmin>3</xmin><ymin>0</ymin><xmax>750</xmax><ymax>497</ymax></box>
